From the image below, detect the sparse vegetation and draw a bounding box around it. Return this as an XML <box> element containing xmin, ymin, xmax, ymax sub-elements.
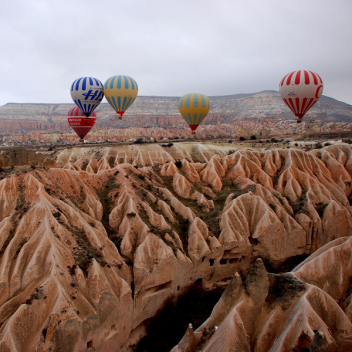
<box><xmin>71</xmin><ymin>226</ymin><xmax>105</xmax><ymax>276</ymax></box>
<box><xmin>133</xmin><ymin>137</ymin><xmax>145</xmax><ymax>144</ymax></box>
<box><xmin>108</xmin><ymin>156</ymin><xmax>115</xmax><ymax>168</ymax></box>
<box><xmin>266</xmin><ymin>273</ymin><xmax>305</xmax><ymax>308</ymax></box>
<box><xmin>81</xmin><ymin>160</ymin><xmax>89</xmax><ymax>171</ymax></box>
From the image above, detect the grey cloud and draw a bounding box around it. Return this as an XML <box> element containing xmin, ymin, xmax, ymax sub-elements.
<box><xmin>0</xmin><ymin>0</ymin><xmax>351</xmax><ymax>106</ymax></box>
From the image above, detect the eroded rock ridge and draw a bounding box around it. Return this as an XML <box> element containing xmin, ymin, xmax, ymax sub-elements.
<box><xmin>0</xmin><ymin>143</ymin><xmax>351</xmax><ymax>351</ymax></box>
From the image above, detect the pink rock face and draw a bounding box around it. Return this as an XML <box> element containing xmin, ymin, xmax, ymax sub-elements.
<box><xmin>172</xmin><ymin>259</ymin><xmax>352</xmax><ymax>352</ymax></box>
<box><xmin>0</xmin><ymin>143</ymin><xmax>352</xmax><ymax>351</ymax></box>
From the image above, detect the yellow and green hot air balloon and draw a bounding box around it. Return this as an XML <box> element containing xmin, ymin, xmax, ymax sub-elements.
<box><xmin>179</xmin><ymin>93</ymin><xmax>211</xmax><ymax>134</ymax></box>
<box><xmin>104</xmin><ymin>75</ymin><xmax>138</xmax><ymax>120</ymax></box>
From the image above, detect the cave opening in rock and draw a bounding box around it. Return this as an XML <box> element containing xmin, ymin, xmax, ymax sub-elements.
<box><xmin>249</xmin><ymin>236</ymin><xmax>258</xmax><ymax>246</ymax></box>
<box><xmin>42</xmin><ymin>328</ymin><xmax>47</xmax><ymax>342</ymax></box>
<box><xmin>135</xmin><ymin>285</ymin><xmax>225</xmax><ymax>352</ymax></box>
<box><xmin>220</xmin><ymin>258</ymin><xmax>227</xmax><ymax>265</ymax></box>
<box><xmin>195</xmin><ymin>278</ymin><xmax>203</xmax><ymax>285</ymax></box>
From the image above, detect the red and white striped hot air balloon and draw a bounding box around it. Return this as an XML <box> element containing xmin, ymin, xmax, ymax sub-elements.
<box><xmin>279</xmin><ymin>70</ymin><xmax>324</xmax><ymax>123</ymax></box>
<box><xmin>67</xmin><ymin>107</ymin><xmax>97</xmax><ymax>142</ymax></box>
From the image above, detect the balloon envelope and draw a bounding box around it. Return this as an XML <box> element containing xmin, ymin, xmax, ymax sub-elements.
<box><xmin>68</xmin><ymin>106</ymin><xmax>96</xmax><ymax>117</ymax></box>
<box><xmin>70</xmin><ymin>77</ymin><xmax>104</xmax><ymax>117</ymax></box>
<box><xmin>179</xmin><ymin>93</ymin><xmax>211</xmax><ymax>132</ymax></box>
<box><xmin>103</xmin><ymin>75</ymin><xmax>138</xmax><ymax>119</ymax></box>
<box><xmin>68</xmin><ymin>107</ymin><xmax>96</xmax><ymax>141</ymax></box>
<box><xmin>279</xmin><ymin>70</ymin><xmax>323</xmax><ymax>122</ymax></box>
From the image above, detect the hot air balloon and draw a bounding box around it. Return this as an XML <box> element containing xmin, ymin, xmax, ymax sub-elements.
<box><xmin>67</xmin><ymin>107</ymin><xmax>97</xmax><ymax>142</ymax></box>
<box><xmin>279</xmin><ymin>70</ymin><xmax>323</xmax><ymax>123</ymax></box>
<box><xmin>70</xmin><ymin>77</ymin><xmax>104</xmax><ymax>117</ymax></box>
<box><xmin>179</xmin><ymin>93</ymin><xmax>211</xmax><ymax>134</ymax></box>
<box><xmin>103</xmin><ymin>75</ymin><xmax>138</xmax><ymax>120</ymax></box>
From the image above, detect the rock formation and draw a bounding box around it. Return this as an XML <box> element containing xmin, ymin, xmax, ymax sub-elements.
<box><xmin>0</xmin><ymin>142</ymin><xmax>351</xmax><ymax>351</ymax></box>
<box><xmin>172</xmin><ymin>256</ymin><xmax>352</xmax><ymax>352</ymax></box>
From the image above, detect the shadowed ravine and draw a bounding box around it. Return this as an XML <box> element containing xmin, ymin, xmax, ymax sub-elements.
<box><xmin>0</xmin><ymin>142</ymin><xmax>352</xmax><ymax>351</ymax></box>
<box><xmin>135</xmin><ymin>284</ymin><xmax>225</xmax><ymax>352</ymax></box>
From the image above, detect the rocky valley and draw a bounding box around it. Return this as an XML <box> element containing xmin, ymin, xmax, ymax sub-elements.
<box><xmin>0</xmin><ymin>142</ymin><xmax>351</xmax><ymax>351</ymax></box>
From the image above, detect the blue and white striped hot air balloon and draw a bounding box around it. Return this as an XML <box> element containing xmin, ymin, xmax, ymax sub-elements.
<box><xmin>70</xmin><ymin>77</ymin><xmax>104</xmax><ymax>117</ymax></box>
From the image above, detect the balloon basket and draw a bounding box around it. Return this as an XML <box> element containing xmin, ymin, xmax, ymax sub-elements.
<box><xmin>191</xmin><ymin>132</ymin><xmax>196</xmax><ymax>135</ymax></box>
<box><xmin>297</xmin><ymin>120</ymin><xmax>302</xmax><ymax>124</ymax></box>
<box><xmin>79</xmin><ymin>139</ymin><xmax>84</xmax><ymax>143</ymax></box>
<box><xmin>118</xmin><ymin>116</ymin><xmax>122</xmax><ymax>120</ymax></box>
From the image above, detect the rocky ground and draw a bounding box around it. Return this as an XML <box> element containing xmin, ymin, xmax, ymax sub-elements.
<box><xmin>0</xmin><ymin>142</ymin><xmax>351</xmax><ymax>351</ymax></box>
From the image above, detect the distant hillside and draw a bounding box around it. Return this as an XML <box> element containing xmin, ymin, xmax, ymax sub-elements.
<box><xmin>0</xmin><ymin>91</ymin><xmax>351</xmax><ymax>134</ymax></box>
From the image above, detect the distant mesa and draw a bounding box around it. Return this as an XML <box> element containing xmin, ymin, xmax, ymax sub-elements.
<box><xmin>0</xmin><ymin>91</ymin><xmax>351</xmax><ymax>138</ymax></box>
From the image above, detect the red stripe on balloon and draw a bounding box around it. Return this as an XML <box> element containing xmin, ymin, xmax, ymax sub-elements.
<box><xmin>283</xmin><ymin>98</ymin><xmax>290</xmax><ymax>108</ymax></box>
<box><xmin>315</xmin><ymin>85</ymin><xmax>323</xmax><ymax>98</ymax></box>
<box><xmin>304</xmin><ymin>71</ymin><xmax>310</xmax><ymax>84</ymax></box>
<box><xmin>309</xmin><ymin>100</ymin><xmax>318</xmax><ymax>111</ymax></box>
<box><xmin>280</xmin><ymin>73</ymin><xmax>289</xmax><ymax>86</ymax></box>
<box><xmin>295</xmin><ymin>98</ymin><xmax>300</xmax><ymax>114</ymax></box>
<box><xmin>301</xmin><ymin>98</ymin><xmax>312</xmax><ymax>115</ymax></box>
<box><xmin>295</xmin><ymin>70</ymin><xmax>301</xmax><ymax>85</ymax></box>
<box><xmin>288</xmin><ymin>98</ymin><xmax>297</xmax><ymax>114</ymax></box>
<box><xmin>304</xmin><ymin>98</ymin><xmax>317</xmax><ymax>114</ymax></box>
<box><xmin>68</xmin><ymin>108</ymin><xmax>96</xmax><ymax>117</ymax></box>
<box><xmin>315</xmin><ymin>72</ymin><xmax>323</xmax><ymax>84</ymax></box>
<box><xmin>300</xmin><ymin>97</ymin><xmax>307</xmax><ymax>114</ymax></box>
<box><xmin>310</xmin><ymin>71</ymin><xmax>318</xmax><ymax>85</ymax></box>
<box><xmin>286</xmin><ymin>72</ymin><xmax>295</xmax><ymax>85</ymax></box>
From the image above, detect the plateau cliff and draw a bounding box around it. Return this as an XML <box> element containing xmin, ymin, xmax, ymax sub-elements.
<box><xmin>0</xmin><ymin>92</ymin><xmax>351</xmax><ymax>138</ymax></box>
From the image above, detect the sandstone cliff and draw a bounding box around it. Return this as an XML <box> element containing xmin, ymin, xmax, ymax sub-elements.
<box><xmin>0</xmin><ymin>143</ymin><xmax>351</xmax><ymax>351</ymax></box>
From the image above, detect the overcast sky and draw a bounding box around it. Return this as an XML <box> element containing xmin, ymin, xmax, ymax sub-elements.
<box><xmin>0</xmin><ymin>0</ymin><xmax>351</xmax><ymax>106</ymax></box>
